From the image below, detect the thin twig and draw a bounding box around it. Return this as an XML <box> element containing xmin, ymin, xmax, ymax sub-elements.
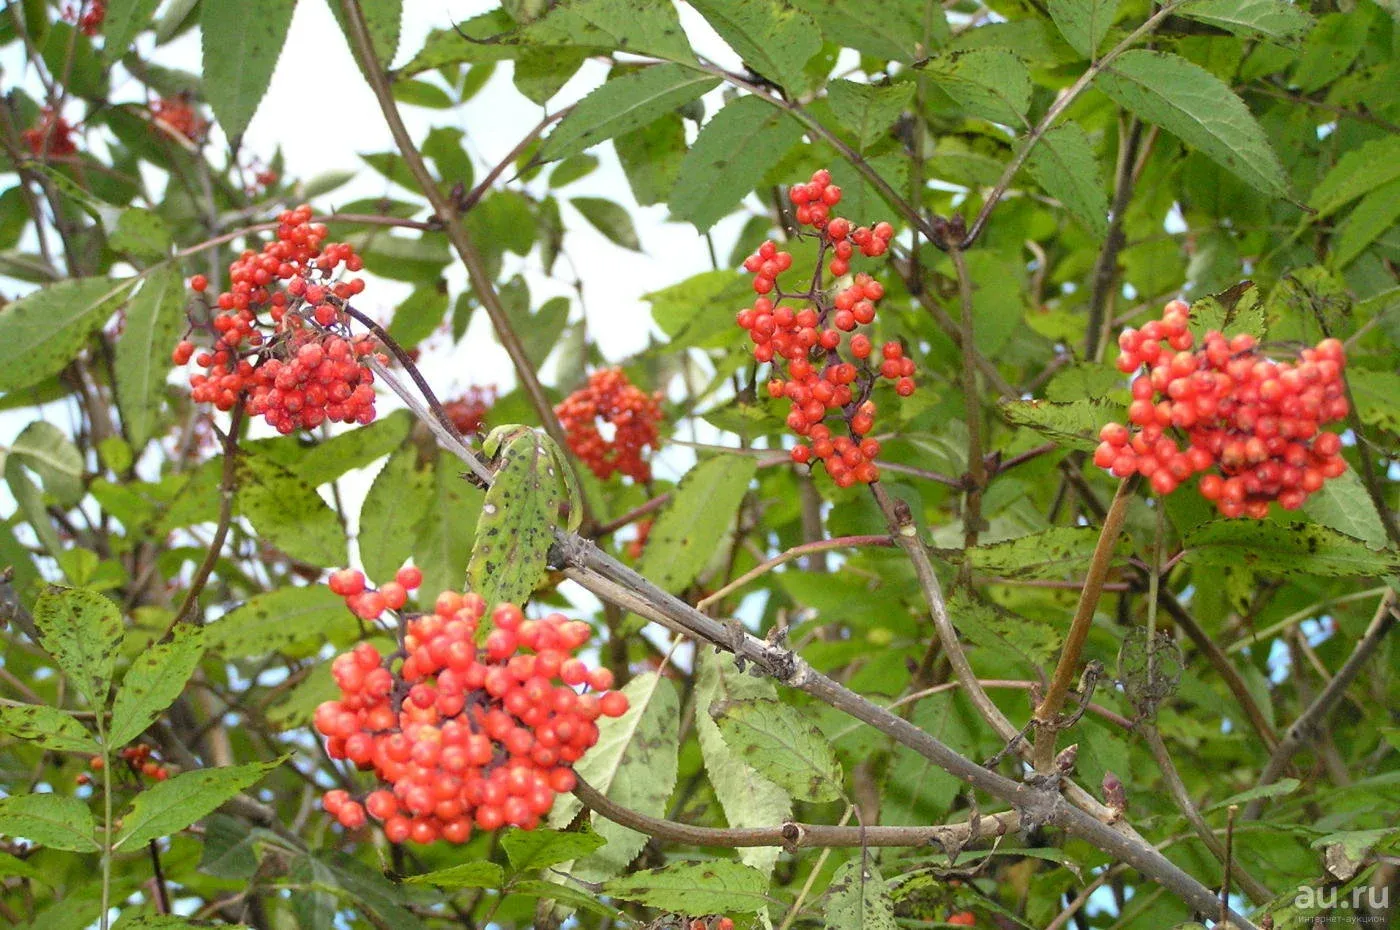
<box><xmin>696</xmin><ymin>535</ymin><xmax>894</xmax><ymax>611</ymax></box>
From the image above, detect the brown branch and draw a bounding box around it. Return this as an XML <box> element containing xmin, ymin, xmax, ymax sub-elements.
<box><xmin>338</xmin><ymin>0</ymin><xmax>583</xmax><ymax>509</ymax></box>
<box><xmin>949</xmin><ymin>246</ymin><xmax>987</xmax><ymax>552</ymax></box>
<box><xmin>593</xmin><ymin>492</ymin><xmax>672</xmax><ymax>537</ymax></box>
<box><xmin>1031</xmin><ymin>478</ymin><xmax>1135</xmax><ymax>769</ymax></box>
<box><xmin>164</xmin><ymin>405</ymin><xmax>244</xmax><ymax>637</ymax></box>
<box><xmin>573</xmin><ymin>774</ymin><xmax>1020</xmax><ymax>849</ymax></box>
<box><xmin>1083</xmin><ymin>119</ymin><xmax>1141</xmax><ymax>361</ymax></box>
<box><xmin>1243</xmin><ymin>589</ymin><xmax>1397</xmax><ymax>820</ymax></box>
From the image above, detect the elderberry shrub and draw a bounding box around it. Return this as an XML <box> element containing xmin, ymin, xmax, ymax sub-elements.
<box><xmin>315</xmin><ymin>568</ymin><xmax>629</xmax><ymax>843</ymax></box>
<box><xmin>556</xmin><ymin>367</ymin><xmax>664</xmax><ymax>482</ymax></box>
<box><xmin>173</xmin><ymin>205</ymin><xmax>385</xmax><ymax>434</ymax></box>
<box><xmin>738</xmin><ymin>169</ymin><xmax>915</xmax><ymax>487</ymax></box>
<box><xmin>1094</xmin><ymin>299</ymin><xmax>1349</xmax><ymax>518</ymax></box>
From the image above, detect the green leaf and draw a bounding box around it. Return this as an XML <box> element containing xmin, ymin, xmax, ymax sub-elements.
<box><xmin>109</xmin><ymin>209</ymin><xmax>172</xmax><ymax>260</ymax></box>
<box><xmin>549</xmin><ymin>672</ymin><xmax>680</xmax><ymax>882</ymax></box>
<box><xmin>571</xmin><ymin>197</ymin><xmax>641</xmax><ymax>251</ymax></box>
<box><xmin>108</xmin><ymin>625</ymin><xmax>206</xmax><ymax>747</ymax></box>
<box><xmin>669</xmin><ymin>96</ymin><xmax>805</xmax><ymax>231</ymax></box>
<box><xmin>200</xmin><ymin>0</ymin><xmax>296</xmax><ymax>139</ymax></box>
<box><xmin>788</xmin><ymin>0</ymin><xmax>938</xmax><ymax>62</ymax></box>
<box><xmin>646</xmin><ymin>269</ymin><xmax>753</xmax><ymax>349</ymax></box>
<box><xmin>0</xmin><ymin>793</ymin><xmax>99</xmax><ymax>852</ymax></box>
<box><xmin>1094</xmin><ymin>50</ymin><xmax>1289</xmax><ymax>199</ymax></box>
<box><xmin>1308</xmin><ymin>137</ymin><xmax>1400</xmax><ymax>218</ymax></box>
<box><xmin>1349</xmin><ymin>369</ymin><xmax>1400</xmax><ymax>434</ymax></box>
<box><xmin>1026</xmin><ymin>123</ymin><xmax>1109</xmax><ymax>236</ymax></box>
<box><xmin>522</xmin><ymin>0</ymin><xmax>695</xmax><ymax>63</ymax></box>
<box><xmin>1048</xmin><ymin>0</ymin><xmax>1120</xmax><ymax>58</ymax></box>
<box><xmin>34</xmin><ymin>586</ymin><xmax>123</xmax><ymax>709</ymax></box>
<box><xmin>116</xmin><ymin>916</ymin><xmax>251</xmax><ymax>929</ymax></box>
<box><xmin>966</xmin><ymin>526</ymin><xmax>1110</xmax><ymax>579</ymax></box>
<box><xmin>1184</xmin><ymin>521</ymin><xmax>1400</xmax><ymax>577</ymax></box>
<box><xmin>824</xmin><ymin>860</ymin><xmax>897</xmax><ymax>930</ymax></box>
<box><xmin>1332</xmin><ymin>177</ymin><xmax>1400</xmax><ymax>268</ymax></box>
<box><xmin>406</xmin><ymin>860</ymin><xmax>505</xmax><ymax>888</ymax></box>
<box><xmin>1205</xmin><ymin>777</ymin><xmax>1300</xmax><ymax>812</ymax></box>
<box><xmin>208</xmin><ymin>585</ymin><xmax>352</xmax><ymax>658</ymax></box>
<box><xmin>115</xmin><ymin>758</ymin><xmax>283</xmax><ymax>849</ymax></box>
<box><xmin>0</xmin><ymin>277</ymin><xmax>134</xmax><ymax>393</ymax></box>
<box><xmin>423</xmin><ymin>127</ymin><xmax>474</xmax><ymax>186</ymax></box>
<box><xmin>11</xmin><ymin>420</ymin><xmax>85</xmax><ymax>506</ymax></box>
<box><xmin>713</xmin><ymin>698</ymin><xmax>843</xmax><ymax>803</ymax></box>
<box><xmin>333</xmin><ymin>0</ymin><xmax>403</xmax><ymax>67</ymax></box>
<box><xmin>605</xmin><ymin>860</ymin><xmax>770</xmax><ymax>913</ymax></box>
<box><xmin>549</xmin><ymin>154</ymin><xmax>599</xmax><ymax>188</ymax></box>
<box><xmin>542</xmin><ymin>64</ymin><xmax>718</xmax><ymax>162</ymax></box>
<box><xmin>294</xmin><ymin>409</ymin><xmax>414</xmax><ymax>487</ymax></box>
<box><xmin>360</xmin><ymin>151</ymin><xmax>419</xmax><ymax>190</ymax></box>
<box><xmin>104</xmin><ymin>0</ymin><xmax>164</xmax><ymax>62</ymax></box>
<box><xmin>1302</xmin><ymin>465</ymin><xmax>1389</xmax><ymax>549</ymax></box>
<box><xmin>396</xmin><ymin>10</ymin><xmax>519</xmax><ymax>78</ymax></box>
<box><xmin>508</xmin><ymin>879</ymin><xmax>625</xmax><ymax>919</ymax></box>
<box><xmin>413</xmin><ymin>452</ymin><xmax>484</xmax><ymax>605</ymax></box>
<box><xmin>921</xmin><ymin>49</ymin><xmax>1031</xmax><ymax>125</ymax></box>
<box><xmin>615</xmin><ymin>112</ymin><xmax>688</xmax><ymax>207</ymax></box>
<box><xmin>639</xmin><ymin>455</ymin><xmax>757</xmax><ymax>593</ymax></box>
<box><xmin>115</xmin><ymin>266</ymin><xmax>186</xmax><ymax>450</ymax></box>
<box><xmin>1000</xmin><ymin>398</ymin><xmax>1112</xmax><ymax>451</ymax></box>
<box><xmin>0</xmin><ymin>703</ymin><xmax>99</xmax><ymax>752</ymax></box>
<box><xmin>387</xmin><ymin>285</ymin><xmax>448</xmax><ymax>349</ymax></box>
<box><xmin>235</xmin><ymin>453</ymin><xmax>345</xmax><ymax>567</ymax></box>
<box><xmin>359</xmin><ymin>445</ymin><xmax>435</xmax><ymax>583</ymax></box>
<box><xmin>6</xmin><ymin>458</ymin><xmax>64</xmax><ymax>559</ymax></box>
<box><xmin>688</xmin><ymin>0</ymin><xmax>821</xmax><ymax>93</ymax></box>
<box><xmin>468</xmin><ymin>427</ymin><xmax>566</xmax><ymax>606</ymax></box>
<box><xmin>1178</xmin><ymin>0</ymin><xmax>1313</xmax><ymax>44</ymax></box>
<box><xmin>501</xmin><ymin>825</ymin><xmax>606</xmax><ymax>872</ymax></box>
<box><xmin>515</xmin><ymin>46</ymin><xmax>590</xmax><ymax>104</ymax></box>
<box><xmin>696</xmin><ymin>650</ymin><xmax>791</xmax><ymax>876</ymax></box>
<box><xmin>392</xmin><ymin>79</ymin><xmax>454</xmax><ymax>108</ymax></box>
<box><xmin>1187</xmin><ymin>281</ymin><xmax>1268</xmax><ymax>341</ymax></box>
<box><xmin>826</xmin><ymin>80</ymin><xmax>913</xmax><ymax>150</ymax></box>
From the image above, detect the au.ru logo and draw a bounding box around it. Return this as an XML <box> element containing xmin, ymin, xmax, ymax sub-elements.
<box><xmin>1292</xmin><ymin>884</ymin><xmax>1388</xmax><ymax>923</ymax></box>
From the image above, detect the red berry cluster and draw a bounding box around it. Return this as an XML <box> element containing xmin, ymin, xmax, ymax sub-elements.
<box><xmin>444</xmin><ymin>384</ymin><xmax>498</xmax><ymax>435</ymax></box>
<box><xmin>149</xmin><ymin>95</ymin><xmax>206</xmax><ymax>143</ymax></box>
<box><xmin>64</xmin><ymin>0</ymin><xmax>105</xmax><ymax>35</ymax></box>
<box><xmin>556</xmin><ymin>368</ymin><xmax>664</xmax><ymax>482</ymax></box>
<box><xmin>22</xmin><ymin>108</ymin><xmax>77</xmax><ymax>157</ymax></box>
<box><xmin>737</xmin><ymin>169</ymin><xmax>914</xmax><ymax>487</ymax></box>
<box><xmin>174</xmin><ymin>205</ymin><xmax>383</xmax><ymax>434</ymax></box>
<box><xmin>87</xmin><ymin>744</ymin><xmax>170</xmax><ymax>782</ymax></box>
<box><xmin>1094</xmin><ymin>299</ymin><xmax>1350</xmax><ymax>517</ymax></box>
<box><xmin>315</xmin><ymin>568</ymin><xmax>629</xmax><ymax>843</ymax></box>
<box><xmin>688</xmin><ymin>918</ymin><xmax>735</xmax><ymax>930</ymax></box>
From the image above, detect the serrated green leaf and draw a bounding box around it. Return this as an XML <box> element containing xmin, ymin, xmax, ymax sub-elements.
<box><xmin>543</xmin><ymin>64</ymin><xmax>718</xmax><ymax>162</ymax></box>
<box><xmin>387</xmin><ymin>285</ymin><xmax>448</xmax><ymax>349</ymax></box>
<box><xmin>104</xmin><ymin>0</ymin><xmax>164</xmax><ymax>62</ymax></box>
<box><xmin>826</xmin><ymin>80</ymin><xmax>913</xmax><ymax>149</ymax></box>
<box><xmin>413</xmin><ymin>452</ymin><xmax>484</xmax><ymax>603</ymax></box>
<box><xmin>1204</xmin><ymin>777</ymin><xmax>1300</xmax><ymax>812</ymax></box>
<box><xmin>615</xmin><ymin>112</ymin><xmax>688</xmax><ymax>207</ymax></box>
<box><xmin>696</xmin><ymin>650</ymin><xmax>791</xmax><ymax>877</ymax></box>
<box><xmin>713</xmin><ymin>698</ymin><xmax>843</xmax><ymax>803</ymax></box>
<box><xmin>501</xmin><ymin>825</ymin><xmax>606</xmax><ymax>872</ymax></box>
<box><xmin>1179</xmin><ymin>0</ymin><xmax>1313</xmax><ymax>44</ymax></box>
<box><xmin>1000</xmin><ymin>398</ymin><xmax>1113</xmax><ymax>450</ymax></box>
<box><xmin>34</xmin><ymin>586</ymin><xmax>122</xmax><ymax>709</ymax></box>
<box><xmin>689</xmin><ymin>0</ymin><xmax>821</xmax><ymax>94</ymax></box>
<box><xmin>1048</xmin><ymin>0</ymin><xmax>1120</xmax><ymax>58</ymax></box>
<box><xmin>788</xmin><ymin>0</ymin><xmax>941</xmax><ymax>61</ymax></box>
<box><xmin>515</xmin><ymin>45</ymin><xmax>590</xmax><ymax>104</ymax></box>
<box><xmin>1095</xmin><ymin>50</ymin><xmax>1289</xmax><ymax>199</ymax></box>
<box><xmin>669</xmin><ymin>96</ymin><xmax>805</xmax><ymax>231</ymax></box>
<box><xmin>1026</xmin><ymin>123</ymin><xmax>1108</xmax><ymax>236</ymax></box>
<box><xmin>0</xmin><ymin>703</ymin><xmax>99</xmax><ymax>752</ymax></box>
<box><xmin>116</xmin><ymin>265</ymin><xmax>186</xmax><ymax>450</ymax></box>
<box><xmin>406</xmin><ymin>860</ymin><xmax>504</xmax><ymax>888</ymax></box>
<box><xmin>1309</xmin><ymin>137</ymin><xmax>1400</xmax><ymax>218</ymax></box>
<box><xmin>1332</xmin><ymin>177</ymin><xmax>1400</xmax><ymax>268</ymax></box>
<box><xmin>824</xmin><ymin>859</ymin><xmax>896</xmax><ymax>930</ymax></box>
<box><xmin>293</xmin><ymin>409</ymin><xmax>414</xmax><ymax>487</ymax></box>
<box><xmin>396</xmin><ymin>10</ymin><xmax>519</xmax><ymax>78</ymax></box>
<box><xmin>966</xmin><ymin>526</ymin><xmax>1113</xmax><ymax>579</ymax></box>
<box><xmin>115</xmin><ymin>758</ymin><xmax>283</xmax><ymax>849</ymax></box>
<box><xmin>921</xmin><ymin>48</ymin><xmax>1031</xmax><ymax>125</ymax></box>
<box><xmin>208</xmin><ymin>585</ymin><xmax>352</xmax><ymax>658</ymax></box>
<box><xmin>359</xmin><ymin>445</ymin><xmax>435</xmax><ymax>583</ymax></box>
<box><xmin>0</xmin><ymin>793</ymin><xmax>99</xmax><ymax>852</ymax></box>
<box><xmin>109</xmin><ymin>209</ymin><xmax>172</xmax><ymax>260</ymax></box>
<box><xmin>330</xmin><ymin>0</ymin><xmax>402</xmax><ymax>67</ymax></box>
<box><xmin>571</xmin><ymin>196</ymin><xmax>641</xmax><ymax>251</ymax></box>
<box><xmin>549</xmin><ymin>672</ymin><xmax>680</xmax><ymax>882</ymax></box>
<box><xmin>11</xmin><ymin>419</ymin><xmax>85</xmax><ymax>506</ymax></box>
<box><xmin>509</xmin><ymin>878</ymin><xmax>625</xmax><ymax>919</ymax></box>
<box><xmin>521</xmin><ymin>0</ymin><xmax>695</xmax><ymax>63</ymax></box>
<box><xmin>200</xmin><ymin>0</ymin><xmax>296</xmax><ymax>139</ymax></box>
<box><xmin>604</xmin><ymin>860</ymin><xmax>770</xmax><ymax>913</ymax></box>
<box><xmin>468</xmin><ymin>428</ymin><xmax>565</xmax><ymax>606</ymax></box>
<box><xmin>235</xmin><ymin>453</ymin><xmax>345</xmax><ymax>568</ymax></box>
<box><xmin>0</xmin><ymin>277</ymin><xmax>134</xmax><ymax>393</ymax></box>
<box><xmin>1184</xmin><ymin>521</ymin><xmax>1400</xmax><ymax>577</ymax></box>
<box><xmin>108</xmin><ymin>625</ymin><xmax>206</xmax><ymax>747</ymax></box>
<box><xmin>1349</xmin><ymin>369</ymin><xmax>1400</xmax><ymax>434</ymax></box>
<box><xmin>1302</xmin><ymin>465</ymin><xmax>1389</xmax><ymax>548</ymax></box>
<box><xmin>639</xmin><ymin>455</ymin><xmax>757</xmax><ymax>592</ymax></box>
<box><xmin>1188</xmin><ymin>281</ymin><xmax>1268</xmax><ymax>341</ymax></box>
<box><xmin>646</xmin><ymin>269</ymin><xmax>752</xmax><ymax>350</ymax></box>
